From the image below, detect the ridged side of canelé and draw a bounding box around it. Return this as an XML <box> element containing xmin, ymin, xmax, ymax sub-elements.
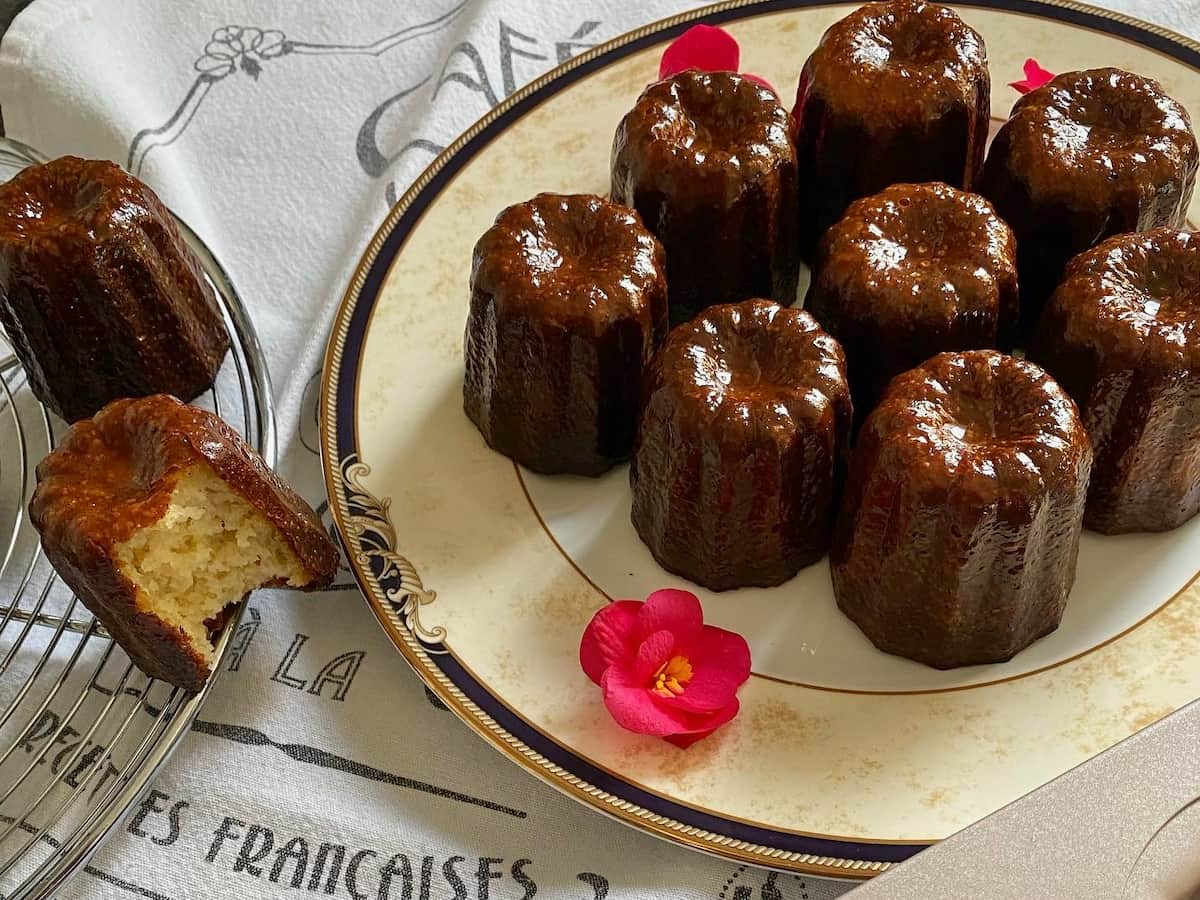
<box><xmin>1030</xmin><ymin>229</ymin><xmax>1200</xmax><ymax>533</ymax></box>
<box><xmin>832</xmin><ymin>351</ymin><xmax>1091</xmax><ymax>668</ymax></box>
<box><xmin>0</xmin><ymin>156</ymin><xmax>230</xmax><ymax>422</ymax></box>
<box><xmin>792</xmin><ymin>0</ymin><xmax>990</xmax><ymax>259</ymax></box>
<box><xmin>630</xmin><ymin>300</ymin><xmax>851</xmax><ymax>591</ymax></box>
<box><xmin>464</xmin><ymin>193</ymin><xmax>668</xmax><ymax>476</ymax></box>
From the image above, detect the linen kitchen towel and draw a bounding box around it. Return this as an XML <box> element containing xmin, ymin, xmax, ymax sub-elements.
<box><xmin>0</xmin><ymin>0</ymin><xmax>1195</xmax><ymax>897</ymax></box>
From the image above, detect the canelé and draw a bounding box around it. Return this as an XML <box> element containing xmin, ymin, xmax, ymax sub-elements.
<box><xmin>631</xmin><ymin>299</ymin><xmax>851</xmax><ymax>591</ymax></box>
<box><xmin>1030</xmin><ymin>229</ymin><xmax>1200</xmax><ymax>533</ymax></box>
<box><xmin>833</xmin><ymin>351</ymin><xmax>1091</xmax><ymax>668</ymax></box>
<box><xmin>612</xmin><ymin>70</ymin><xmax>799</xmax><ymax>321</ymax></box>
<box><xmin>30</xmin><ymin>395</ymin><xmax>339</xmax><ymax>690</ymax></box>
<box><xmin>0</xmin><ymin>156</ymin><xmax>231</xmax><ymax>422</ymax></box>
<box><xmin>981</xmin><ymin>68</ymin><xmax>1197</xmax><ymax>338</ymax></box>
<box><xmin>464</xmin><ymin>193</ymin><xmax>668</xmax><ymax>475</ymax></box>
<box><xmin>792</xmin><ymin>0</ymin><xmax>990</xmax><ymax>258</ymax></box>
<box><xmin>806</xmin><ymin>182</ymin><xmax>1018</xmax><ymax>420</ymax></box>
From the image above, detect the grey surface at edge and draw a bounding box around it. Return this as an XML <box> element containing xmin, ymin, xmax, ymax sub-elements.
<box><xmin>0</xmin><ymin>136</ymin><xmax>279</xmax><ymax>899</ymax></box>
<box><xmin>846</xmin><ymin>701</ymin><xmax>1200</xmax><ymax>898</ymax></box>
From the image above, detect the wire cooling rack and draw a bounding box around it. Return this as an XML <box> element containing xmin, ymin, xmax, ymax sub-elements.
<box><xmin>0</xmin><ymin>137</ymin><xmax>276</xmax><ymax>898</ymax></box>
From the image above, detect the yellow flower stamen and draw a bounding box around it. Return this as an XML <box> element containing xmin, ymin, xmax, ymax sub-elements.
<box><xmin>652</xmin><ymin>655</ymin><xmax>693</xmax><ymax>697</ymax></box>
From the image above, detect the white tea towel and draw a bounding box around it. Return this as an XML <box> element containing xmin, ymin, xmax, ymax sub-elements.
<box><xmin>0</xmin><ymin>0</ymin><xmax>1194</xmax><ymax>898</ymax></box>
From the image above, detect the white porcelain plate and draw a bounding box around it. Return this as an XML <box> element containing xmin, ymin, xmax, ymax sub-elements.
<box><xmin>321</xmin><ymin>0</ymin><xmax>1200</xmax><ymax>878</ymax></box>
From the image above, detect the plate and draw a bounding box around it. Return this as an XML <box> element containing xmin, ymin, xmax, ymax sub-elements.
<box><xmin>321</xmin><ymin>0</ymin><xmax>1200</xmax><ymax>877</ymax></box>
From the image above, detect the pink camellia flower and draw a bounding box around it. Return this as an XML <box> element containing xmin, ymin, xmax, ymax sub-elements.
<box><xmin>1010</xmin><ymin>58</ymin><xmax>1056</xmax><ymax>94</ymax></box>
<box><xmin>658</xmin><ymin>23</ymin><xmax>775</xmax><ymax>92</ymax></box>
<box><xmin>579</xmin><ymin>589</ymin><xmax>752</xmax><ymax>748</ymax></box>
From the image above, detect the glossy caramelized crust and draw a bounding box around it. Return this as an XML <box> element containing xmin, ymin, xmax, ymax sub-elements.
<box><xmin>0</xmin><ymin>157</ymin><xmax>231</xmax><ymax>422</ymax></box>
<box><xmin>30</xmin><ymin>395</ymin><xmax>339</xmax><ymax>690</ymax></box>
<box><xmin>1030</xmin><ymin>230</ymin><xmax>1200</xmax><ymax>533</ymax></box>
<box><xmin>611</xmin><ymin>71</ymin><xmax>799</xmax><ymax>320</ymax></box>
<box><xmin>833</xmin><ymin>351</ymin><xmax>1091</xmax><ymax>668</ymax></box>
<box><xmin>793</xmin><ymin>0</ymin><xmax>990</xmax><ymax>258</ymax></box>
<box><xmin>806</xmin><ymin>183</ymin><xmax>1018</xmax><ymax>420</ymax></box>
<box><xmin>464</xmin><ymin>193</ymin><xmax>668</xmax><ymax>476</ymax></box>
<box><xmin>981</xmin><ymin>69</ymin><xmax>1198</xmax><ymax>338</ymax></box>
<box><xmin>631</xmin><ymin>300</ymin><xmax>851</xmax><ymax>591</ymax></box>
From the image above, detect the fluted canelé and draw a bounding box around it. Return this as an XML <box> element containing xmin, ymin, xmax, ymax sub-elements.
<box><xmin>631</xmin><ymin>299</ymin><xmax>851</xmax><ymax>591</ymax></box>
<box><xmin>464</xmin><ymin>192</ymin><xmax>668</xmax><ymax>476</ymax></box>
<box><xmin>0</xmin><ymin>156</ymin><xmax>230</xmax><ymax>422</ymax></box>
<box><xmin>806</xmin><ymin>182</ymin><xmax>1018</xmax><ymax>422</ymax></box>
<box><xmin>792</xmin><ymin>0</ymin><xmax>990</xmax><ymax>258</ymax></box>
<box><xmin>612</xmin><ymin>71</ymin><xmax>799</xmax><ymax>322</ymax></box>
<box><xmin>981</xmin><ymin>68</ymin><xmax>1198</xmax><ymax>338</ymax></box>
<box><xmin>833</xmin><ymin>351</ymin><xmax>1091</xmax><ymax>668</ymax></box>
<box><xmin>1030</xmin><ymin>229</ymin><xmax>1200</xmax><ymax>534</ymax></box>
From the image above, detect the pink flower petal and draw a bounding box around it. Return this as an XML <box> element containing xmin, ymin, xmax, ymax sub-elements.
<box><xmin>579</xmin><ymin>588</ymin><xmax>752</xmax><ymax>749</ymax></box>
<box><xmin>637</xmin><ymin>589</ymin><xmax>703</xmax><ymax>646</ymax></box>
<box><xmin>601</xmin><ymin>666</ymin><xmax>697</xmax><ymax>736</ymax></box>
<box><xmin>687</xmin><ymin>625</ymin><xmax>753</xmax><ymax>680</ymax></box>
<box><xmin>579</xmin><ymin>600</ymin><xmax>642</xmax><ymax>685</ymax></box>
<box><xmin>634</xmin><ymin>629</ymin><xmax>676</xmax><ymax>683</ymax></box>
<box><xmin>1009</xmin><ymin>57</ymin><xmax>1055</xmax><ymax>94</ymax></box>
<box><xmin>666</xmin><ymin>628</ymin><xmax>751</xmax><ymax>714</ymax></box>
<box><xmin>659</xmin><ymin>24</ymin><xmax>740</xmax><ymax>81</ymax></box>
<box><xmin>664</xmin><ymin>699</ymin><xmax>740</xmax><ymax>748</ymax></box>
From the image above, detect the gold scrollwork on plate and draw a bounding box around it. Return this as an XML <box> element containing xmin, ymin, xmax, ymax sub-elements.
<box><xmin>338</xmin><ymin>454</ymin><xmax>447</xmax><ymax>649</ymax></box>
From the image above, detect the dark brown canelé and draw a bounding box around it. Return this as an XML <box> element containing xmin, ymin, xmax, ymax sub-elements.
<box><xmin>611</xmin><ymin>70</ymin><xmax>798</xmax><ymax>322</ymax></box>
<box><xmin>806</xmin><ymin>182</ymin><xmax>1018</xmax><ymax>420</ymax></box>
<box><xmin>464</xmin><ymin>193</ymin><xmax>668</xmax><ymax>476</ymax></box>
<box><xmin>0</xmin><ymin>156</ymin><xmax>231</xmax><ymax>423</ymax></box>
<box><xmin>1029</xmin><ymin>229</ymin><xmax>1200</xmax><ymax>533</ymax></box>
<box><xmin>30</xmin><ymin>395</ymin><xmax>339</xmax><ymax>690</ymax></box>
<box><xmin>631</xmin><ymin>299</ymin><xmax>851</xmax><ymax>591</ymax></box>
<box><xmin>792</xmin><ymin>0</ymin><xmax>990</xmax><ymax>259</ymax></box>
<box><xmin>833</xmin><ymin>351</ymin><xmax>1091</xmax><ymax>668</ymax></box>
<box><xmin>981</xmin><ymin>68</ymin><xmax>1198</xmax><ymax>339</ymax></box>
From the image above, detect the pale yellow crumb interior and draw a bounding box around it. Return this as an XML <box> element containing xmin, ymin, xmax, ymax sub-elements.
<box><xmin>114</xmin><ymin>463</ymin><xmax>310</xmax><ymax>662</ymax></box>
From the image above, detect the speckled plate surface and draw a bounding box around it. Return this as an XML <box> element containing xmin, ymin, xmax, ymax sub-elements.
<box><xmin>321</xmin><ymin>0</ymin><xmax>1200</xmax><ymax>878</ymax></box>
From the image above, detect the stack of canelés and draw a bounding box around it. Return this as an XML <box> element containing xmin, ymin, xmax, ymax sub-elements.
<box><xmin>461</xmin><ymin>0</ymin><xmax>1200</xmax><ymax>669</ymax></box>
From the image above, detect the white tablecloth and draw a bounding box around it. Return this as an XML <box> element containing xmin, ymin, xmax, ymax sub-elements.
<box><xmin>0</xmin><ymin>0</ymin><xmax>1194</xmax><ymax>897</ymax></box>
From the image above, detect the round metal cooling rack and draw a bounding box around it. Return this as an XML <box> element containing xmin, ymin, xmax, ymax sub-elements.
<box><xmin>0</xmin><ymin>138</ymin><xmax>276</xmax><ymax>898</ymax></box>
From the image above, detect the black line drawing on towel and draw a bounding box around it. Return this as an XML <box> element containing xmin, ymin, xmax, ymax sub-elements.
<box><xmin>360</xmin><ymin>19</ymin><xmax>602</xmax><ymax>206</ymax></box>
<box><xmin>719</xmin><ymin>866</ymin><xmax>810</xmax><ymax>900</ymax></box>
<box><xmin>126</xmin><ymin>0</ymin><xmax>472</xmax><ymax>175</ymax></box>
<box><xmin>298</xmin><ymin>369</ymin><xmax>322</xmax><ymax>457</ymax></box>
<box><xmin>424</xmin><ymin>685</ymin><xmax>450</xmax><ymax>711</ymax></box>
<box><xmin>0</xmin><ymin>814</ymin><xmax>176</xmax><ymax>900</ymax></box>
<box><xmin>226</xmin><ymin>606</ymin><xmax>262</xmax><ymax>672</ymax></box>
<box><xmin>313</xmin><ymin>498</ymin><xmax>357</xmax><ymax>591</ymax></box>
<box><xmin>191</xmin><ymin>719</ymin><xmax>529</xmax><ymax>819</ymax></box>
<box><xmin>126</xmin><ymin>6</ymin><xmax>603</xmax><ymax>212</ymax></box>
<box><xmin>577</xmin><ymin>871</ymin><xmax>610</xmax><ymax>898</ymax></box>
